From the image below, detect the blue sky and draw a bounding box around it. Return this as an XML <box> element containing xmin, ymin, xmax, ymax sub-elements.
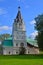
<box><xmin>0</xmin><ymin>0</ymin><xmax>43</xmax><ymax>38</ymax></box>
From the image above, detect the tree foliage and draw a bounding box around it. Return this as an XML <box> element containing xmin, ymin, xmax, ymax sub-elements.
<box><xmin>35</xmin><ymin>14</ymin><xmax>43</xmax><ymax>51</ymax></box>
<box><xmin>0</xmin><ymin>34</ymin><xmax>11</xmax><ymax>41</ymax></box>
<box><xmin>0</xmin><ymin>44</ymin><xmax>3</xmax><ymax>55</ymax></box>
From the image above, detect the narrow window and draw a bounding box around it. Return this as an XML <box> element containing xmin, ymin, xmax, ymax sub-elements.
<box><xmin>9</xmin><ymin>51</ymin><xmax>10</xmax><ymax>54</ymax></box>
<box><xmin>16</xmin><ymin>43</ymin><xmax>18</xmax><ymax>46</ymax></box>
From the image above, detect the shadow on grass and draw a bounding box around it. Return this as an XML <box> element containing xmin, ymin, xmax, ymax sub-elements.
<box><xmin>0</xmin><ymin>54</ymin><xmax>43</xmax><ymax>59</ymax></box>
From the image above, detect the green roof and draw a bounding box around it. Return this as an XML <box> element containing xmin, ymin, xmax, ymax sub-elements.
<box><xmin>26</xmin><ymin>38</ymin><xmax>38</xmax><ymax>47</ymax></box>
<box><xmin>2</xmin><ymin>37</ymin><xmax>38</xmax><ymax>47</ymax></box>
<box><xmin>2</xmin><ymin>37</ymin><xmax>13</xmax><ymax>46</ymax></box>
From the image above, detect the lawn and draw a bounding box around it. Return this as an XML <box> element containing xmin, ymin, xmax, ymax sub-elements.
<box><xmin>0</xmin><ymin>55</ymin><xmax>43</xmax><ymax>65</ymax></box>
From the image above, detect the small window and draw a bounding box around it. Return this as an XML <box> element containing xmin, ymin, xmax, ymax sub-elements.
<box><xmin>16</xmin><ymin>43</ymin><xmax>18</xmax><ymax>46</ymax></box>
<box><xmin>9</xmin><ymin>51</ymin><xmax>10</xmax><ymax>54</ymax></box>
<box><xmin>16</xmin><ymin>52</ymin><xmax>18</xmax><ymax>54</ymax></box>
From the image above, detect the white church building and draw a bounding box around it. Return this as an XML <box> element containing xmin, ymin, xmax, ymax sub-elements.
<box><xmin>2</xmin><ymin>7</ymin><xmax>39</xmax><ymax>55</ymax></box>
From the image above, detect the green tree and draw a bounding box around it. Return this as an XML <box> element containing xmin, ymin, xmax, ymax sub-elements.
<box><xmin>35</xmin><ymin>14</ymin><xmax>43</xmax><ymax>51</ymax></box>
<box><xmin>0</xmin><ymin>43</ymin><xmax>3</xmax><ymax>55</ymax></box>
<box><xmin>0</xmin><ymin>34</ymin><xmax>11</xmax><ymax>41</ymax></box>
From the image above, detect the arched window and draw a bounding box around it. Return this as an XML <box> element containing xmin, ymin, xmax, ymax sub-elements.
<box><xmin>20</xmin><ymin>43</ymin><xmax>24</xmax><ymax>47</ymax></box>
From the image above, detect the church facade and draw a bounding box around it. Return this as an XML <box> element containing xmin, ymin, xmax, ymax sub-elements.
<box><xmin>2</xmin><ymin>7</ymin><xmax>39</xmax><ymax>55</ymax></box>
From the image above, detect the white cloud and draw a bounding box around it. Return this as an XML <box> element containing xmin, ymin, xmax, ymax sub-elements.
<box><xmin>0</xmin><ymin>26</ymin><xmax>12</xmax><ymax>31</ymax></box>
<box><xmin>30</xmin><ymin>20</ymin><xmax>36</xmax><ymax>25</ymax></box>
<box><xmin>30</xmin><ymin>31</ymin><xmax>38</xmax><ymax>39</ymax></box>
<box><xmin>0</xmin><ymin>8</ymin><xmax>7</xmax><ymax>15</ymax></box>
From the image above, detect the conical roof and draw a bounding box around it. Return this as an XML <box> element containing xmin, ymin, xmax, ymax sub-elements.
<box><xmin>16</xmin><ymin>7</ymin><xmax>21</xmax><ymax>19</ymax></box>
<box><xmin>15</xmin><ymin>6</ymin><xmax>23</xmax><ymax>23</ymax></box>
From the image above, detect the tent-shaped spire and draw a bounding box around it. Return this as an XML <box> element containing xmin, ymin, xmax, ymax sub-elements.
<box><xmin>15</xmin><ymin>6</ymin><xmax>23</xmax><ymax>23</ymax></box>
<box><xmin>16</xmin><ymin>6</ymin><xmax>22</xmax><ymax>19</ymax></box>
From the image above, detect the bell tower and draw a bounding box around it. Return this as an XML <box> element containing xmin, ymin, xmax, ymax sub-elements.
<box><xmin>12</xmin><ymin>7</ymin><xmax>27</xmax><ymax>54</ymax></box>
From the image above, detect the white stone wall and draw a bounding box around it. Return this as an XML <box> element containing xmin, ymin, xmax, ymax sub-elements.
<box><xmin>3</xmin><ymin>46</ymin><xmax>13</xmax><ymax>55</ymax></box>
<box><xmin>3</xmin><ymin>46</ymin><xmax>39</xmax><ymax>55</ymax></box>
<box><xmin>27</xmin><ymin>47</ymin><xmax>39</xmax><ymax>54</ymax></box>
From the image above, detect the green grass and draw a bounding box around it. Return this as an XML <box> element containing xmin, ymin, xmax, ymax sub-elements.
<box><xmin>0</xmin><ymin>55</ymin><xmax>43</xmax><ymax>65</ymax></box>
